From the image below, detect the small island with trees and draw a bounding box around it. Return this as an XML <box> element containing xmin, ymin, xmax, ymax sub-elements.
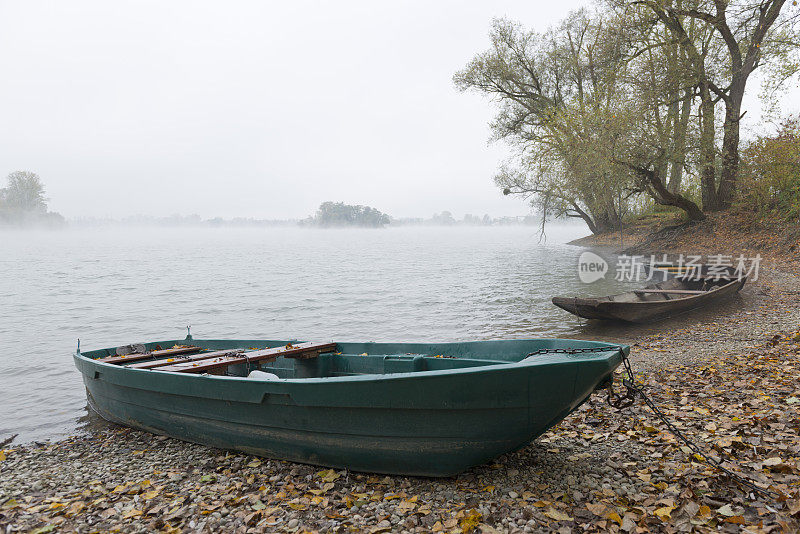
<box><xmin>0</xmin><ymin>171</ymin><xmax>65</xmax><ymax>227</ymax></box>
<box><xmin>301</xmin><ymin>201</ymin><xmax>392</xmax><ymax>228</ymax></box>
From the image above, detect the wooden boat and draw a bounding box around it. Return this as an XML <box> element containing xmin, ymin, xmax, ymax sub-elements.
<box><xmin>74</xmin><ymin>337</ymin><xmax>626</xmax><ymax>476</ymax></box>
<box><xmin>552</xmin><ymin>275</ymin><xmax>746</xmax><ymax>323</ymax></box>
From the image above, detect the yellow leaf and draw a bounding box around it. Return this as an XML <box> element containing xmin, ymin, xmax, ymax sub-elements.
<box><xmin>142</xmin><ymin>490</ymin><xmax>159</xmax><ymax>500</ymax></box>
<box><xmin>317</xmin><ymin>469</ymin><xmax>340</xmax><ymax>482</ymax></box>
<box><xmin>724</xmin><ymin>515</ymin><xmax>745</xmax><ymax>524</ymax></box>
<box><xmin>482</xmin><ymin>485</ymin><xmax>495</xmax><ymax>493</ymax></box>
<box><xmin>65</xmin><ymin>501</ymin><xmax>85</xmax><ymax>517</ymax></box>
<box><xmin>247</xmin><ymin>460</ymin><xmax>262</xmax><ymax>468</ymax></box>
<box><xmin>654</xmin><ymin>506</ymin><xmax>675</xmax><ymax>520</ymax></box>
<box><xmin>543</xmin><ymin>508</ymin><xmax>573</xmax><ymax>521</ymax></box>
<box><xmin>460</xmin><ymin>509</ymin><xmax>482</xmax><ymax>532</ymax></box>
<box><xmin>1</xmin><ymin>498</ymin><xmax>19</xmax><ymax>510</ymax></box>
<box><xmin>0</xmin><ymin>450</ymin><xmax>5</xmax><ymax>462</ymax></box>
<box><xmin>122</xmin><ymin>508</ymin><xmax>143</xmax><ymax>519</ymax></box>
<box><xmin>606</xmin><ymin>511</ymin><xmax>623</xmax><ymax>526</ymax></box>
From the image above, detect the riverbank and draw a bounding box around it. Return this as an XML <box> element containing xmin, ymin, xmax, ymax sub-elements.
<box><xmin>568</xmin><ymin>210</ymin><xmax>800</xmax><ymax>271</ymax></box>
<box><xmin>2</xmin><ymin>325</ymin><xmax>800</xmax><ymax>532</ymax></box>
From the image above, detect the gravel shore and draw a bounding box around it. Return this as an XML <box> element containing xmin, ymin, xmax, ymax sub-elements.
<box><xmin>571</xmin><ymin>266</ymin><xmax>800</xmax><ymax>371</ymax></box>
<box><xmin>2</xmin><ymin>266</ymin><xmax>799</xmax><ymax>533</ymax></box>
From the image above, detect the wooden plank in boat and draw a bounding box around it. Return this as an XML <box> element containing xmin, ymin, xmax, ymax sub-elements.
<box><xmin>98</xmin><ymin>345</ymin><xmax>200</xmax><ymax>365</ymax></box>
<box><xmin>155</xmin><ymin>342</ymin><xmax>338</xmax><ymax>374</ymax></box>
<box><xmin>633</xmin><ymin>289</ymin><xmax>707</xmax><ymax>295</ymax></box>
<box><xmin>126</xmin><ymin>348</ymin><xmax>246</xmax><ymax>369</ymax></box>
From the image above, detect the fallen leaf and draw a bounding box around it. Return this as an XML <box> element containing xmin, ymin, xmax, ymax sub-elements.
<box><xmin>607</xmin><ymin>511</ymin><xmax>623</xmax><ymax>526</ymax></box>
<box><xmin>543</xmin><ymin>507</ymin><xmax>573</xmax><ymax>521</ymax></box>
<box><xmin>717</xmin><ymin>504</ymin><xmax>736</xmax><ymax>517</ymax></box>
<box><xmin>724</xmin><ymin>515</ymin><xmax>746</xmax><ymax>524</ymax></box>
<box><xmin>654</xmin><ymin>506</ymin><xmax>675</xmax><ymax>520</ymax></box>
<box><xmin>317</xmin><ymin>469</ymin><xmax>340</xmax><ymax>482</ymax></box>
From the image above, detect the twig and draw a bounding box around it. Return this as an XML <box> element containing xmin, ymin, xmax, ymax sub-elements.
<box><xmin>1</xmin><ymin>434</ymin><xmax>18</xmax><ymax>448</ymax></box>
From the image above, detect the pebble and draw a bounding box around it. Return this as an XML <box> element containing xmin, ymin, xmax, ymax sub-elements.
<box><xmin>0</xmin><ymin>267</ymin><xmax>797</xmax><ymax>532</ymax></box>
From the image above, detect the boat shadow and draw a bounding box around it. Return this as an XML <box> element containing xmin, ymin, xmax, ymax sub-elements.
<box><xmin>561</xmin><ymin>292</ymin><xmax>747</xmax><ymax>344</ymax></box>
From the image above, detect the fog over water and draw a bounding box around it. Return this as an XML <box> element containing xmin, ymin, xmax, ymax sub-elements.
<box><xmin>0</xmin><ymin>0</ymin><xmax>593</xmax><ymax>221</ymax></box>
<box><xmin>0</xmin><ymin>225</ymin><xmax>645</xmax><ymax>443</ymax></box>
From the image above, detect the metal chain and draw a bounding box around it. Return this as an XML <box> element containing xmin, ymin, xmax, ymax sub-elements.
<box><xmin>527</xmin><ymin>346</ymin><xmax>622</xmax><ymax>356</ymax></box>
<box><xmin>527</xmin><ymin>346</ymin><xmax>776</xmax><ymax>500</ymax></box>
<box><xmin>614</xmin><ymin>349</ymin><xmax>777</xmax><ymax>500</ymax></box>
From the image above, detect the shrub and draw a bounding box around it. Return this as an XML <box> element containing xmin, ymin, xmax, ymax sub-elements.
<box><xmin>738</xmin><ymin>116</ymin><xmax>800</xmax><ymax>220</ymax></box>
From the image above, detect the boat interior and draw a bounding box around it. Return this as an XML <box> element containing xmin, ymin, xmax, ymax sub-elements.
<box><xmin>84</xmin><ymin>341</ymin><xmax>527</xmax><ymax>379</ymax></box>
<box><xmin>83</xmin><ymin>339</ymin><xmax>619</xmax><ymax>380</ymax></box>
<box><xmin>604</xmin><ymin>276</ymin><xmax>735</xmax><ymax>303</ymax></box>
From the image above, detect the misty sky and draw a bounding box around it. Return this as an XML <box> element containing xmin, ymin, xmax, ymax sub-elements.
<box><xmin>0</xmin><ymin>1</ymin><xmax>794</xmax><ymax>220</ymax></box>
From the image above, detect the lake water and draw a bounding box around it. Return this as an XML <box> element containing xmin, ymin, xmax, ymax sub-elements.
<box><xmin>0</xmin><ymin>225</ymin><xmax>635</xmax><ymax>443</ymax></box>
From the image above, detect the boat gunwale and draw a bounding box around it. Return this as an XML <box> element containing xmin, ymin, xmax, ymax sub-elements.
<box><xmin>564</xmin><ymin>277</ymin><xmax>742</xmax><ymax>304</ymax></box>
<box><xmin>75</xmin><ymin>338</ymin><xmax>628</xmax><ymax>387</ymax></box>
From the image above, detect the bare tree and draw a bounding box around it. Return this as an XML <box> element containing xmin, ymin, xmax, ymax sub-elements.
<box><xmin>634</xmin><ymin>0</ymin><xmax>800</xmax><ymax>209</ymax></box>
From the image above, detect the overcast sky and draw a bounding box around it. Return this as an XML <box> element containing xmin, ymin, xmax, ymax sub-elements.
<box><xmin>0</xmin><ymin>1</ymin><xmax>794</xmax><ymax>220</ymax></box>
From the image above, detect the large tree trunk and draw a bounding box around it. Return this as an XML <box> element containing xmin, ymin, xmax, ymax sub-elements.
<box><xmin>589</xmin><ymin>206</ymin><xmax>621</xmax><ymax>235</ymax></box>
<box><xmin>640</xmin><ymin>170</ymin><xmax>706</xmax><ymax>221</ymax></box>
<box><xmin>698</xmin><ymin>83</ymin><xmax>719</xmax><ymax>211</ymax></box>
<box><xmin>668</xmin><ymin>88</ymin><xmax>692</xmax><ymax>194</ymax></box>
<box><xmin>717</xmin><ymin>86</ymin><xmax>745</xmax><ymax>208</ymax></box>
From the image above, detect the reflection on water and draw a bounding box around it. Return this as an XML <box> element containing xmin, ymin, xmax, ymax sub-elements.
<box><xmin>2</xmin><ymin>225</ymin><xmax>646</xmax><ymax>443</ymax></box>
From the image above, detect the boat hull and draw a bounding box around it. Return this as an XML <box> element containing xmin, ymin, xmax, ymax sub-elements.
<box><xmin>75</xmin><ymin>339</ymin><xmax>625</xmax><ymax>476</ymax></box>
<box><xmin>553</xmin><ymin>277</ymin><xmax>746</xmax><ymax>323</ymax></box>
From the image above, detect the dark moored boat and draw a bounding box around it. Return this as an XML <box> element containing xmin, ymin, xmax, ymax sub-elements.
<box><xmin>74</xmin><ymin>337</ymin><xmax>626</xmax><ymax>476</ymax></box>
<box><xmin>552</xmin><ymin>275</ymin><xmax>746</xmax><ymax>323</ymax></box>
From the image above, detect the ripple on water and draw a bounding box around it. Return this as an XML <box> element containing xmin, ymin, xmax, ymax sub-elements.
<box><xmin>0</xmin><ymin>225</ymin><xmax>640</xmax><ymax>443</ymax></box>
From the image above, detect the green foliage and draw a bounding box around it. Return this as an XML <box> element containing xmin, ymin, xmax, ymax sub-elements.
<box><xmin>457</xmin><ymin>0</ymin><xmax>800</xmax><ymax>231</ymax></box>
<box><xmin>2</xmin><ymin>171</ymin><xmax>47</xmax><ymax>212</ymax></box>
<box><xmin>0</xmin><ymin>171</ymin><xmax>65</xmax><ymax>227</ymax></box>
<box><xmin>308</xmin><ymin>201</ymin><xmax>391</xmax><ymax>228</ymax></box>
<box><xmin>738</xmin><ymin>116</ymin><xmax>800</xmax><ymax>220</ymax></box>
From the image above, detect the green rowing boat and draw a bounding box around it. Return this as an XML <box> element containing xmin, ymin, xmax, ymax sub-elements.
<box><xmin>74</xmin><ymin>337</ymin><xmax>627</xmax><ymax>476</ymax></box>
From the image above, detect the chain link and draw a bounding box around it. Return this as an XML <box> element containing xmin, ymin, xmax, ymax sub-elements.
<box><xmin>527</xmin><ymin>346</ymin><xmax>622</xmax><ymax>356</ymax></box>
<box><xmin>613</xmin><ymin>349</ymin><xmax>776</xmax><ymax>500</ymax></box>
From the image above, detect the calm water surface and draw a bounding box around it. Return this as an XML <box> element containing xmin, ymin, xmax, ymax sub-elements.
<box><xmin>0</xmin><ymin>225</ymin><xmax>635</xmax><ymax>443</ymax></box>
